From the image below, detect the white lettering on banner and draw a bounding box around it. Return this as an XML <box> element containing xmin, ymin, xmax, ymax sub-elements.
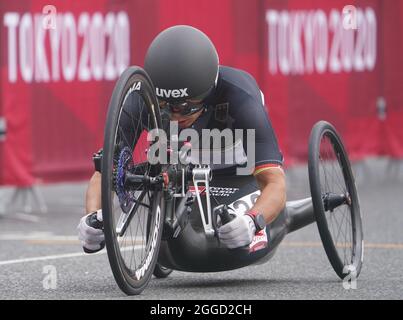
<box><xmin>291</xmin><ymin>12</ymin><xmax>304</xmax><ymax>75</ymax></box>
<box><xmin>303</xmin><ymin>11</ymin><xmax>314</xmax><ymax>74</ymax></box>
<box><xmin>78</xmin><ymin>13</ymin><xmax>91</xmax><ymax>81</ymax></box>
<box><xmin>49</xmin><ymin>16</ymin><xmax>62</xmax><ymax>81</ymax></box>
<box><xmin>354</xmin><ymin>10</ymin><xmax>365</xmax><ymax>72</ymax></box>
<box><xmin>61</xmin><ymin>13</ymin><xmax>77</xmax><ymax>82</ymax></box>
<box><xmin>2</xmin><ymin>11</ymin><xmax>130</xmax><ymax>83</ymax></box>
<box><xmin>278</xmin><ymin>12</ymin><xmax>291</xmax><ymax>75</ymax></box>
<box><xmin>3</xmin><ymin>13</ymin><xmax>19</xmax><ymax>82</ymax></box>
<box><xmin>314</xmin><ymin>10</ymin><xmax>328</xmax><ymax>74</ymax></box>
<box><xmin>104</xmin><ymin>12</ymin><xmax>116</xmax><ymax>80</ymax></box>
<box><xmin>266</xmin><ymin>7</ymin><xmax>377</xmax><ymax>75</ymax></box>
<box><xmin>329</xmin><ymin>10</ymin><xmax>342</xmax><ymax>73</ymax></box>
<box><xmin>365</xmin><ymin>9</ymin><xmax>376</xmax><ymax>70</ymax></box>
<box><xmin>90</xmin><ymin>13</ymin><xmax>104</xmax><ymax>81</ymax></box>
<box><xmin>19</xmin><ymin>13</ymin><xmax>34</xmax><ymax>82</ymax></box>
<box><xmin>267</xmin><ymin>11</ymin><xmax>277</xmax><ymax>74</ymax></box>
<box><xmin>35</xmin><ymin>14</ymin><xmax>50</xmax><ymax>82</ymax></box>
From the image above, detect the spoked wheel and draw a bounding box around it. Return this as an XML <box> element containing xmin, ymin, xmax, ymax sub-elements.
<box><xmin>308</xmin><ymin>121</ymin><xmax>363</xmax><ymax>280</ymax></box>
<box><xmin>102</xmin><ymin>66</ymin><xmax>165</xmax><ymax>295</ymax></box>
<box><xmin>153</xmin><ymin>263</ymin><xmax>173</xmax><ymax>278</ymax></box>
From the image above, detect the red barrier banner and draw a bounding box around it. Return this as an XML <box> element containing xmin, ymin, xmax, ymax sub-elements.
<box><xmin>0</xmin><ymin>0</ymin><xmax>144</xmax><ymax>185</ymax></box>
<box><xmin>0</xmin><ymin>0</ymin><xmax>402</xmax><ymax>186</ymax></box>
<box><xmin>263</xmin><ymin>0</ymin><xmax>379</xmax><ymax>163</ymax></box>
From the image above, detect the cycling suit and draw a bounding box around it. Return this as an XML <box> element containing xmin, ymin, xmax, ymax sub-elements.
<box><xmin>173</xmin><ymin>66</ymin><xmax>284</xmax><ymax>261</ymax></box>
<box><xmin>184</xmin><ymin>65</ymin><xmax>283</xmax><ymax>174</ymax></box>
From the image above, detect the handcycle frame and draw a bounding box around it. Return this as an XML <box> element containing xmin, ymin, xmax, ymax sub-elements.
<box><xmin>102</xmin><ymin>66</ymin><xmax>362</xmax><ymax>295</ymax></box>
<box><xmin>124</xmin><ymin>155</ymin><xmax>343</xmax><ymax>273</ymax></box>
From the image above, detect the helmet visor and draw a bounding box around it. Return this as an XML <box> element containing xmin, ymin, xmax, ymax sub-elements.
<box><xmin>158</xmin><ymin>100</ymin><xmax>205</xmax><ymax>116</ymax></box>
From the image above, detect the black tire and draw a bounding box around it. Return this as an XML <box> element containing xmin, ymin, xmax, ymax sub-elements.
<box><xmin>102</xmin><ymin>66</ymin><xmax>164</xmax><ymax>295</ymax></box>
<box><xmin>308</xmin><ymin>121</ymin><xmax>363</xmax><ymax>280</ymax></box>
<box><xmin>153</xmin><ymin>263</ymin><xmax>173</xmax><ymax>278</ymax></box>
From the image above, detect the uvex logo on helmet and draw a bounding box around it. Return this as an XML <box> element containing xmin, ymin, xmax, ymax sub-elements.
<box><xmin>156</xmin><ymin>88</ymin><xmax>189</xmax><ymax>99</ymax></box>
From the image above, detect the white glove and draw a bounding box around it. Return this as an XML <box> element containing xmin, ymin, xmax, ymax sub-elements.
<box><xmin>77</xmin><ymin>210</ymin><xmax>105</xmax><ymax>253</ymax></box>
<box><xmin>218</xmin><ymin>214</ymin><xmax>256</xmax><ymax>249</ymax></box>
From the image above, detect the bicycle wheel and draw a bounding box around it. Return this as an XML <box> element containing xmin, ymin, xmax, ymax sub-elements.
<box><xmin>153</xmin><ymin>263</ymin><xmax>173</xmax><ymax>278</ymax></box>
<box><xmin>308</xmin><ymin>121</ymin><xmax>363</xmax><ymax>280</ymax></box>
<box><xmin>102</xmin><ymin>66</ymin><xmax>164</xmax><ymax>295</ymax></box>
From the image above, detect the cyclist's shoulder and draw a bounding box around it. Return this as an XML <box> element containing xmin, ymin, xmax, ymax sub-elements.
<box><xmin>217</xmin><ymin>66</ymin><xmax>262</xmax><ymax>105</ymax></box>
<box><xmin>216</xmin><ymin>66</ymin><xmax>264</xmax><ymax>114</ymax></box>
<box><xmin>218</xmin><ymin>65</ymin><xmax>259</xmax><ymax>91</ymax></box>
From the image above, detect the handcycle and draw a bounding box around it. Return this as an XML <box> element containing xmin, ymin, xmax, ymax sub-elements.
<box><xmin>101</xmin><ymin>66</ymin><xmax>364</xmax><ymax>295</ymax></box>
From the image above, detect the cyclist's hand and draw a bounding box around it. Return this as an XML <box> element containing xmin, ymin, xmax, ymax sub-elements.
<box><xmin>77</xmin><ymin>210</ymin><xmax>105</xmax><ymax>253</ymax></box>
<box><xmin>217</xmin><ymin>214</ymin><xmax>256</xmax><ymax>249</ymax></box>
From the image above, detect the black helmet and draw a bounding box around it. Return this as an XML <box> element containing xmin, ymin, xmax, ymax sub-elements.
<box><xmin>144</xmin><ymin>25</ymin><xmax>219</xmax><ymax>103</ymax></box>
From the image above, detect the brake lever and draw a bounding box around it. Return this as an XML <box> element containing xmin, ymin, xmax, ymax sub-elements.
<box><xmin>212</xmin><ymin>204</ymin><xmax>235</xmax><ymax>236</ymax></box>
<box><xmin>219</xmin><ymin>205</ymin><xmax>234</xmax><ymax>224</ymax></box>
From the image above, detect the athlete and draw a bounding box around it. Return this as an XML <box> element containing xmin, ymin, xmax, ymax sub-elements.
<box><xmin>78</xmin><ymin>25</ymin><xmax>286</xmax><ymax>253</ymax></box>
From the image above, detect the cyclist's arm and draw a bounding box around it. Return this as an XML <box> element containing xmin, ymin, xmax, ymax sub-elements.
<box><xmin>231</xmin><ymin>95</ymin><xmax>285</xmax><ymax>223</ymax></box>
<box><xmin>85</xmin><ymin>171</ymin><xmax>101</xmax><ymax>214</ymax></box>
<box><xmin>251</xmin><ymin>167</ymin><xmax>286</xmax><ymax>224</ymax></box>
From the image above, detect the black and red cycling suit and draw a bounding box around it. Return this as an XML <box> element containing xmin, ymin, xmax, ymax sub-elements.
<box><xmin>189</xmin><ymin>65</ymin><xmax>283</xmax><ymax>174</ymax></box>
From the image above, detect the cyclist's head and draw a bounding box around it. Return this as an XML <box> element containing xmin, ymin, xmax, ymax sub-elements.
<box><xmin>144</xmin><ymin>25</ymin><xmax>219</xmax><ymax>109</ymax></box>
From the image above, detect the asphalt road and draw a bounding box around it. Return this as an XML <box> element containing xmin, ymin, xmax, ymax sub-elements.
<box><xmin>0</xmin><ymin>158</ymin><xmax>402</xmax><ymax>300</ymax></box>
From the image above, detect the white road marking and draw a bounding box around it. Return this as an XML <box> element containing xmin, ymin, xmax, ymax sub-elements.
<box><xmin>0</xmin><ymin>251</ymin><xmax>106</xmax><ymax>266</ymax></box>
<box><xmin>0</xmin><ymin>246</ymin><xmax>139</xmax><ymax>266</ymax></box>
<box><xmin>0</xmin><ymin>232</ymin><xmax>77</xmax><ymax>241</ymax></box>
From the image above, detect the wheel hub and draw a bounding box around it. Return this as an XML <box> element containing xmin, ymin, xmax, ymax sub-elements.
<box><xmin>114</xmin><ymin>147</ymin><xmax>136</xmax><ymax>213</ymax></box>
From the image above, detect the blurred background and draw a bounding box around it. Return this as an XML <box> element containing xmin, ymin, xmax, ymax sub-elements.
<box><xmin>0</xmin><ymin>0</ymin><xmax>402</xmax><ymax>299</ymax></box>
